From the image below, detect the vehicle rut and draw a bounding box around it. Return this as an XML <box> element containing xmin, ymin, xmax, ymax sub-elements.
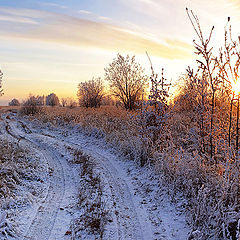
<box><xmin>28</xmin><ymin>128</ymin><xmax>155</xmax><ymax>240</ymax></box>
<box><xmin>2</xmin><ymin>115</ymin><xmax>77</xmax><ymax>240</ymax></box>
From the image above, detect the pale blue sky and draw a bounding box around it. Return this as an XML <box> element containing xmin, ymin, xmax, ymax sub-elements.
<box><xmin>0</xmin><ymin>0</ymin><xmax>239</xmax><ymax>105</ymax></box>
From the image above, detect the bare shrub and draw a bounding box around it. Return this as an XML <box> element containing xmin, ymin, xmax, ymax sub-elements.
<box><xmin>134</xmin><ymin>54</ymin><xmax>171</xmax><ymax>166</ymax></box>
<box><xmin>61</xmin><ymin>98</ymin><xmax>67</xmax><ymax>107</ymax></box>
<box><xmin>20</xmin><ymin>95</ymin><xmax>43</xmax><ymax>115</ymax></box>
<box><xmin>101</xmin><ymin>95</ymin><xmax>115</xmax><ymax>106</ymax></box>
<box><xmin>77</xmin><ymin>77</ymin><xmax>104</xmax><ymax>108</ymax></box>
<box><xmin>67</xmin><ymin>98</ymin><xmax>77</xmax><ymax>108</ymax></box>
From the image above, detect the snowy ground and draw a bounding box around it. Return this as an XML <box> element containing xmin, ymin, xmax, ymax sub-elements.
<box><xmin>0</xmin><ymin>111</ymin><xmax>190</xmax><ymax>240</ymax></box>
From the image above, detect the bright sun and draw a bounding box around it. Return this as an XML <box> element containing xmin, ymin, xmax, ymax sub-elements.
<box><xmin>232</xmin><ymin>80</ymin><xmax>240</xmax><ymax>94</ymax></box>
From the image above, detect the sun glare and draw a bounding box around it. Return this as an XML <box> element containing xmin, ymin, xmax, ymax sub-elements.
<box><xmin>232</xmin><ymin>80</ymin><xmax>240</xmax><ymax>94</ymax></box>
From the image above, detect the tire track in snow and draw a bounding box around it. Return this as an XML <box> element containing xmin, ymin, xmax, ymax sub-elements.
<box><xmin>86</xmin><ymin>149</ymin><xmax>151</xmax><ymax>240</ymax></box>
<box><xmin>30</xmin><ymin>130</ymin><xmax>155</xmax><ymax>240</ymax></box>
<box><xmin>2</xmin><ymin>115</ymin><xmax>78</xmax><ymax>240</ymax></box>
<box><xmin>26</xmin><ymin>133</ymin><xmax>123</xmax><ymax>240</ymax></box>
<box><xmin>5</xmin><ymin>114</ymin><xmax>189</xmax><ymax>240</ymax></box>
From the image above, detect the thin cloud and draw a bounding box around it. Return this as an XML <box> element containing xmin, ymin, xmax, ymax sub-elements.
<box><xmin>78</xmin><ymin>9</ymin><xmax>112</xmax><ymax>22</ymax></box>
<box><xmin>0</xmin><ymin>15</ymin><xmax>39</xmax><ymax>24</ymax></box>
<box><xmin>98</xmin><ymin>16</ymin><xmax>112</xmax><ymax>21</ymax></box>
<box><xmin>0</xmin><ymin>7</ymin><xmax>193</xmax><ymax>60</ymax></box>
<box><xmin>78</xmin><ymin>10</ymin><xmax>92</xmax><ymax>15</ymax></box>
<box><xmin>0</xmin><ymin>7</ymin><xmax>55</xmax><ymax>19</ymax></box>
<box><xmin>39</xmin><ymin>2</ymin><xmax>68</xmax><ymax>9</ymax></box>
<box><xmin>120</xmin><ymin>0</ymin><xmax>171</xmax><ymax>19</ymax></box>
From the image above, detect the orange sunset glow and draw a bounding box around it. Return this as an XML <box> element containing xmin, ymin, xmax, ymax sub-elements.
<box><xmin>0</xmin><ymin>0</ymin><xmax>240</xmax><ymax>105</ymax></box>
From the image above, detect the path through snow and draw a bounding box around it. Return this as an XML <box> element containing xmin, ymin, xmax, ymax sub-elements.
<box><xmin>1</xmin><ymin>112</ymin><xmax>190</xmax><ymax>240</ymax></box>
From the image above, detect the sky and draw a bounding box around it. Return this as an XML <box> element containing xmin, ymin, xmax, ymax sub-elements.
<box><xmin>0</xmin><ymin>0</ymin><xmax>240</xmax><ymax>105</ymax></box>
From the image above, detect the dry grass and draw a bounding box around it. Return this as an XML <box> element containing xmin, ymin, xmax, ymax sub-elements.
<box><xmin>0</xmin><ymin>140</ymin><xmax>29</xmax><ymax>204</ymax></box>
<box><xmin>33</xmin><ymin>105</ymin><xmax>129</xmax><ymax>128</ymax></box>
<box><xmin>0</xmin><ymin>137</ymin><xmax>46</xmax><ymax>239</ymax></box>
<box><xmin>30</xmin><ymin>106</ymin><xmax>142</xmax><ymax>161</ymax></box>
<box><xmin>70</xmin><ymin>149</ymin><xmax>109</xmax><ymax>239</ymax></box>
<box><xmin>0</xmin><ymin>106</ymin><xmax>20</xmax><ymax>114</ymax></box>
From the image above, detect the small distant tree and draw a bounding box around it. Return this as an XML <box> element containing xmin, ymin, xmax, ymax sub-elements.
<box><xmin>77</xmin><ymin>77</ymin><xmax>104</xmax><ymax>108</ymax></box>
<box><xmin>68</xmin><ymin>98</ymin><xmax>77</xmax><ymax>108</ymax></box>
<box><xmin>105</xmin><ymin>54</ymin><xmax>147</xmax><ymax>110</ymax></box>
<box><xmin>61</xmin><ymin>98</ymin><xmax>67</xmax><ymax>107</ymax></box>
<box><xmin>46</xmin><ymin>93</ymin><xmax>59</xmax><ymax>106</ymax></box>
<box><xmin>0</xmin><ymin>70</ymin><xmax>3</xmax><ymax>96</ymax></box>
<box><xmin>8</xmin><ymin>98</ymin><xmax>20</xmax><ymax>106</ymax></box>
<box><xmin>37</xmin><ymin>95</ymin><xmax>45</xmax><ymax>106</ymax></box>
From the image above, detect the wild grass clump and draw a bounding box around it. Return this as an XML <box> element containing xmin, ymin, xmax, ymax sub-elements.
<box><xmin>70</xmin><ymin>150</ymin><xmax>109</xmax><ymax>239</ymax></box>
<box><xmin>0</xmin><ymin>138</ymin><xmax>45</xmax><ymax>239</ymax></box>
<box><xmin>0</xmin><ymin>140</ymin><xmax>27</xmax><ymax>203</ymax></box>
<box><xmin>159</xmin><ymin>145</ymin><xmax>240</xmax><ymax>239</ymax></box>
<box><xmin>29</xmin><ymin>106</ymin><xmax>144</xmax><ymax>162</ymax></box>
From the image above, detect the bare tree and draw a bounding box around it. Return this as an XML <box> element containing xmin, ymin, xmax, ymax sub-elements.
<box><xmin>46</xmin><ymin>93</ymin><xmax>59</xmax><ymax>107</ymax></box>
<box><xmin>187</xmin><ymin>8</ymin><xmax>221</xmax><ymax>160</ymax></box>
<box><xmin>61</xmin><ymin>98</ymin><xmax>67</xmax><ymax>107</ymax></box>
<box><xmin>77</xmin><ymin>77</ymin><xmax>104</xmax><ymax>108</ymax></box>
<box><xmin>215</xmin><ymin>18</ymin><xmax>240</xmax><ymax>153</ymax></box>
<box><xmin>101</xmin><ymin>95</ymin><xmax>115</xmax><ymax>106</ymax></box>
<box><xmin>105</xmin><ymin>54</ymin><xmax>147</xmax><ymax>110</ymax></box>
<box><xmin>68</xmin><ymin>98</ymin><xmax>77</xmax><ymax>108</ymax></box>
<box><xmin>8</xmin><ymin>99</ymin><xmax>20</xmax><ymax>106</ymax></box>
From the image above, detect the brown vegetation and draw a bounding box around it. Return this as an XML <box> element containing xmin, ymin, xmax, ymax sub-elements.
<box><xmin>77</xmin><ymin>77</ymin><xmax>104</xmax><ymax>108</ymax></box>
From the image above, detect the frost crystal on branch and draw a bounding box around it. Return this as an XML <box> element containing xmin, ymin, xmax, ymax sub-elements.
<box><xmin>134</xmin><ymin>53</ymin><xmax>171</xmax><ymax>166</ymax></box>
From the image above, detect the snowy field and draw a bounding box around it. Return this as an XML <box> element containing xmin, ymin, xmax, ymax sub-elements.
<box><xmin>0</xmin><ymin>110</ymin><xmax>190</xmax><ymax>239</ymax></box>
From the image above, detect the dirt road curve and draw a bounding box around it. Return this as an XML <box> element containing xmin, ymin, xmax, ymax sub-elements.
<box><xmin>1</xmin><ymin>113</ymin><xmax>189</xmax><ymax>240</ymax></box>
<box><xmin>3</xmin><ymin>115</ymin><xmax>78</xmax><ymax>240</ymax></box>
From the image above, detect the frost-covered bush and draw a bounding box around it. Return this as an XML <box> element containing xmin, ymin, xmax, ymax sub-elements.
<box><xmin>8</xmin><ymin>99</ymin><xmax>20</xmax><ymax>106</ymax></box>
<box><xmin>77</xmin><ymin>77</ymin><xmax>104</xmax><ymax>108</ymax></box>
<box><xmin>0</xmin><ymin>138</ymin><xmax>45</xmax><ymax>238</ymax></box>
<box><xmin>158</xmin><ymin>145</ymin><xmax>240</xmax><ymax>239</ymax></box>
<box><xmin>20</xmin><ymin>95</ymin><xmax>43</xmax><ymax>115</ymax></box>
<box><xmin>46</xmin><ymin>93</ymin><xmax>59</xmax><ymax>107</ymax></box>
<box><xmin>133</xmin><ymin>61</ymin><xmax>170</xmax><ymax>166</ymax></box>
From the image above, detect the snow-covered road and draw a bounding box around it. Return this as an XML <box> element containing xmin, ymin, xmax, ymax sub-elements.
<box><xmin>3</xmin><ymin>114</ymin><xmax>79</xmax><ymax>240</ymax></box>
<box><xmin>2</xmin><ymin>112</ymin><xmax>190</xmax><ymax>240</ymax></box>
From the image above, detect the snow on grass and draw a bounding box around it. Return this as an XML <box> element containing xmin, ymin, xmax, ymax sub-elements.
<box><xmin>0</xmin><ymin>125</ymin><xmax>48</xmax><ymax>239</ymax></box>
<box><xmin>23</xmin><ymin>115</ymin><xmax>190</xmax><ymax>239</ymax></box>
